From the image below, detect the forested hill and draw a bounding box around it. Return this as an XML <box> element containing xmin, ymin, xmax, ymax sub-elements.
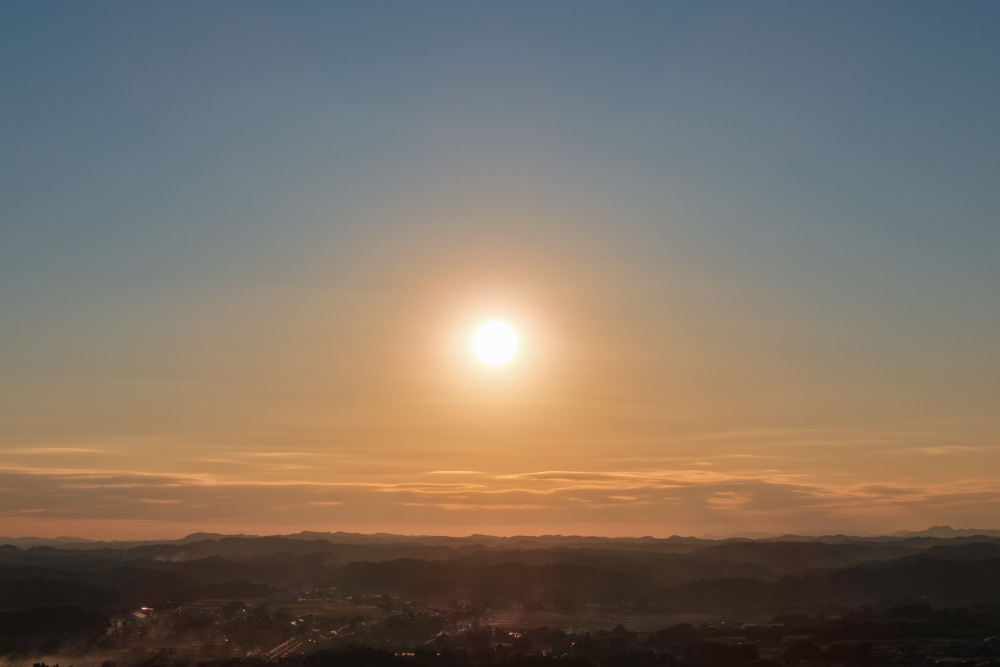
<box><xmin>2</xmin><ymin>531</ymin><xmax>999</xmax><ymax>614</ymax></box>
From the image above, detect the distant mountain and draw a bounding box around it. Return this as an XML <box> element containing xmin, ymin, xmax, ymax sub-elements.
<box><xmin>0</xmin><ymin>536</ymin><xmax>94</xmax><ymax>548</ymax></box>
<box><xmin>891</xmin><ymin>525</ymin><xmax>1000</xmax><ymax>538</ymax></box>
<box><xmin>3</xmin><ymin>527</ymin><xmax>1000</xmax><ymax>552</ymax></box>
<box><xmin>178</xmin><ymin>531</ymin><xmax>259</xmax><ymax>543</ymax></box>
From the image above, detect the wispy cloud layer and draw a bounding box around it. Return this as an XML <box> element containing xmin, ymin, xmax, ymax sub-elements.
<box><xmin>2</xmin><ymin>464</ymin><xmax>999</xmax><ymax>538</ymax></box>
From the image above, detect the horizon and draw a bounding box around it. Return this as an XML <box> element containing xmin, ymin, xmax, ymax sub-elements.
<box><xmin>3</xmin><ymin>2</ymin><xmax>1000</xmax><ymax>540</ymax></box>
<box><xmin>5</xmin><ymin>524</ymin><xmax>1000</xmax><ymax>545</ymax></box>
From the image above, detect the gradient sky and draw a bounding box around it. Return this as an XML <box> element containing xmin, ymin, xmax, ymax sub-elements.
<box><xmin>3</xmin><ymin>1</ymin><xmax>999</xmax><ymax>539</ymax></box>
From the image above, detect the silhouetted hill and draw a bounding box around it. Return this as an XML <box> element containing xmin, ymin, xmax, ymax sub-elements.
<box><xmin>2</xmin><ymin>530</ymin><xmax>1000</xmax><ymax>619</ymax></box>
<box><xmin>697</xmin><ymin>540</ymin><xmax>920</xmax><ymax>574</ymax></box>
<box><xmin>0</xmin><ymin>575</ymin><xmax>116</xmax><ymax>610</ymax></box>
<box><xmin>642</xmin><ymin>549</ymin><xmax>1000</xmax><ymax>611</ymax></box>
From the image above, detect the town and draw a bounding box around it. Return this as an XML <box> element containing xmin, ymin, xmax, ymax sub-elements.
<box><xmin>3</xmin><ymin>530</ymin><xmax>1000</xmax><ymax>667</ymax></box>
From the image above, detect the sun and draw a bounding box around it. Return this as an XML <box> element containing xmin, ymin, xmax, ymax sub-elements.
<box><xmin>472</xmin><ymin>321</ymin><xmax>519</xmax><ymax>366</ymax></box>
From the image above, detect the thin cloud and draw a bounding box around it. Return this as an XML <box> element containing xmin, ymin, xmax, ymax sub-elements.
<box><xmin>244</xmin><ymin>452</ymin><xmax>310</xmax><ymax>457</ymax></box>
<box><xmin>705</xmin><ymin>492</ymin><xmax>752</xmax><ymax>508</ymax></box>
<box><xmin>426</xmin><ymin>470</ymin><xmax>483</xmax><ymax>475</ymax></box>
<box><xmin>3</xmin><ymin>465</ymin><xmax>999</xmax><ymax>535</ymax></box>
<box><xmin>6</xmin><ymin>447</ymin><xmax>105</xmax><ymax>454</ymax></box>
<box><xmin>920</xmin><ymin>446</ymin><xmax>982</xmax><ymax>455</ymax></box>
<box><xmin>398</xmin><ymin>502</ymin><xmax>547</xmax><ymax>511</ymax></box>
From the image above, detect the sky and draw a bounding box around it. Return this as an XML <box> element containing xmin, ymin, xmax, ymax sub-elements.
<box><xmin>2</xmin><ymin>1</ymin><xmax>999</xmax><ymax>540</ymax></box>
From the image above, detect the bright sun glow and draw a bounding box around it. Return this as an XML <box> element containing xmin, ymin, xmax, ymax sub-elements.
<box><xmin>472</xmin><ymin>321</ymin><xmax>519</xmax><ymax>366</ymax></box>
